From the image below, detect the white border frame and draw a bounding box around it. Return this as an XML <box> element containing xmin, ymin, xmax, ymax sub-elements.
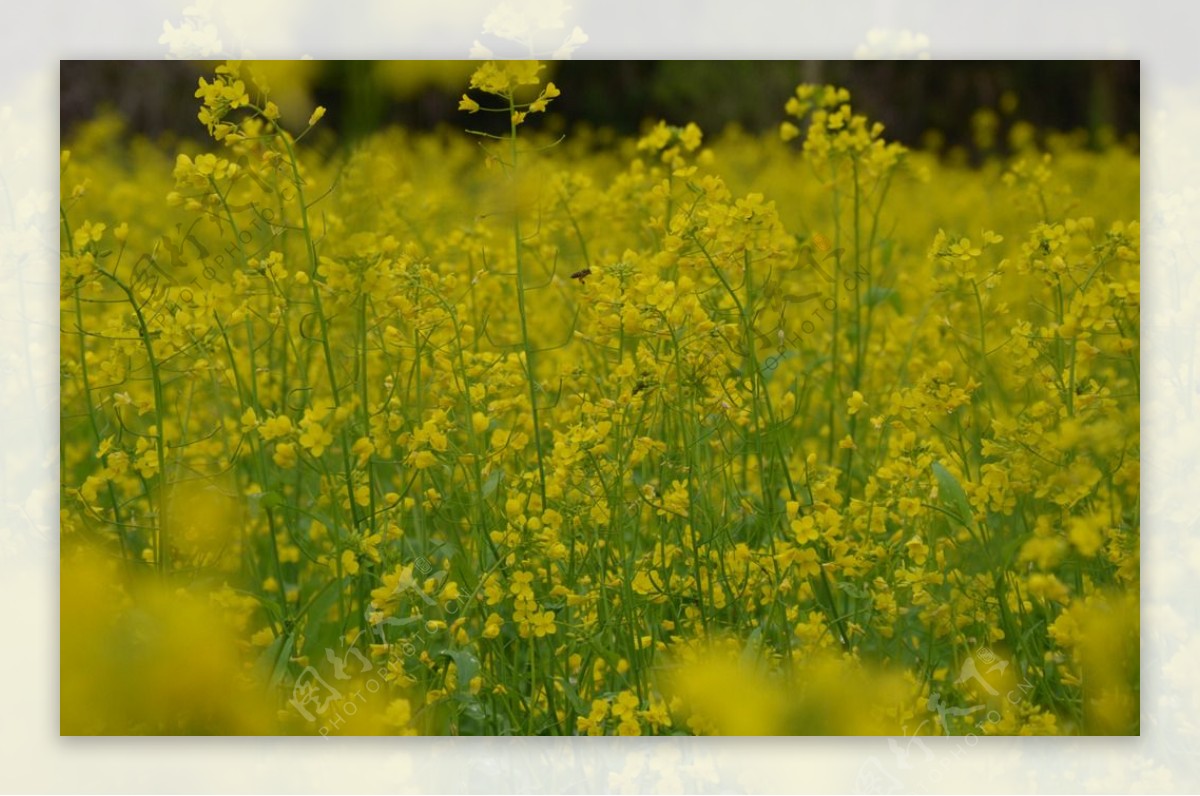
<box><xmin>2</xmin><ymin>1</ymin><xmax>1190</xmax><ymax>792</ymax></box>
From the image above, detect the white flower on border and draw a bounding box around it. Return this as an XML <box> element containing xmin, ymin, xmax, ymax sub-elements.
<box><xmin>854</xmin><ymin>28</ymin><xmax>931</xmax><ymax>60</ymax></box>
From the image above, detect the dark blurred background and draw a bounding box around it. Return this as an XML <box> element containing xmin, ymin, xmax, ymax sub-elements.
<box><xmin>61</xmin><ymin>60</ymin><xmax>1138</xmax><ymax>152</ymax></box>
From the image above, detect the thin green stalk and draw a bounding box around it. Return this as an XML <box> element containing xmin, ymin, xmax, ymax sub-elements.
<box><xmin>507</xmin><ymin>93</ymin><xmax>549</xmax><ymax>507</ymax></box>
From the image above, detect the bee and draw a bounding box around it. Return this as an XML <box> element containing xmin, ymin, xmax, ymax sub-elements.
<box><xmin>570</xmin><ymin>268</ymin><xmax>592</xmax><ymax>283</ymax></box>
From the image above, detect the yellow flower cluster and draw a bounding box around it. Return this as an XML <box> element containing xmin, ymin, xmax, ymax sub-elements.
<box><xmin>60</xmin><ymin>60</ymin><xmax>1138</xmax><ymax>736</ymax></box>
<box><xmin>458</xmin><ymin>60</ymin><xmax>560</xmax><ymax>127</ymax></box>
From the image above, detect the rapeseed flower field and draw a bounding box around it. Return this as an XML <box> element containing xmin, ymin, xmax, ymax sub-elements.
<box><xmin>60</xmin><ymin>61</ymin><xmax>1139</xmax><ymax>736</ymax></box>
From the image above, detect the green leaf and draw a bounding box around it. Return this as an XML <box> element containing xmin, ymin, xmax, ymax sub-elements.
<box><xmin>878</xmin><ymin>238</ymin><xmax>895</xmax><ymax>269</ymax></box>
<box><xmin>259</xmin><ymin>490</ymin><xmax>286</xmax><ymax>511</ymax></box>
<box><xmin>739</xmin><ymin>625</ymin><xmax>767</xmax><ymax>673</ymax></box>
<box><xmin>559</xmin><ymin>675</ymin><xmax>588</xmax><ymax>716</ymax></box>
<box><xmin>932</xmin><ymin>461</ymin><xmax>977</xmax><ymax>534</ymax></box>
<box><xmin>298</xmin><ymin>585</ymin><xmax>343</xmax><ymax>653</ymax></box>
<box><xmin>837</xmin><ymin>581</ymin><xmax>868</xmax><ymax>599</ymax></box>
<box><xmin>482</xmin><ymin>468</ymin><xmax>503</xmax><ymax>498</ymax></box>
<box><xmin>866</xmin><ymin>286</ymin><xmax>901</xmax><ymax>312</ymax></box>
<box><xmin>457</xmin><ymin>700</ymin><xmax>486</xmax><ymax>722</ymax></box>
<box><xmin>268</xmin><ymin>633</ymin><xmax>296</xmax><ymax>690</ymax></box>
<box><xmin>440</xmin><ymin>648</ymin><xmax>481</xmax><ymax>687</ymax></box>
<box><xmin>253</xmin><ymin>630</ymin><xmax>295</xmax><ymax>691</ymax></box>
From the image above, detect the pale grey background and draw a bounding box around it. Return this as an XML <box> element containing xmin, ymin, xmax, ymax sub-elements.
<box><xmin>1</xmin><ymin>0</ymin><xmax>1186</xmax><ymax>792</ymax></box>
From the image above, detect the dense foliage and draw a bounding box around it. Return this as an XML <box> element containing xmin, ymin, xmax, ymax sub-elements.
<box><xmin>60</xmin><ymin>61</ymin><xmax>1139</xmax><ymax>736</ymax></box>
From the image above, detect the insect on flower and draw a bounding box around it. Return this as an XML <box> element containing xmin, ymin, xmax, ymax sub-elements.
<box><xmin>570</xmin><ymin>268</ymin><xmax>592</xmax><ymax>283</ymax></box>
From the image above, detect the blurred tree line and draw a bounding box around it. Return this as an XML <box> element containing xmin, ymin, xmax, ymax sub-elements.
<box><xmin>61</xmin><ymin>60</ymin><xmax>1137</xmax><ymax>152</ymax></box>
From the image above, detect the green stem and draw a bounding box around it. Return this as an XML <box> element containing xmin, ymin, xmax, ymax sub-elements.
<box><xmin>507</xmin><ymin>94</ymin><xmax>549</xmax><ymax>507</ymax></box>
